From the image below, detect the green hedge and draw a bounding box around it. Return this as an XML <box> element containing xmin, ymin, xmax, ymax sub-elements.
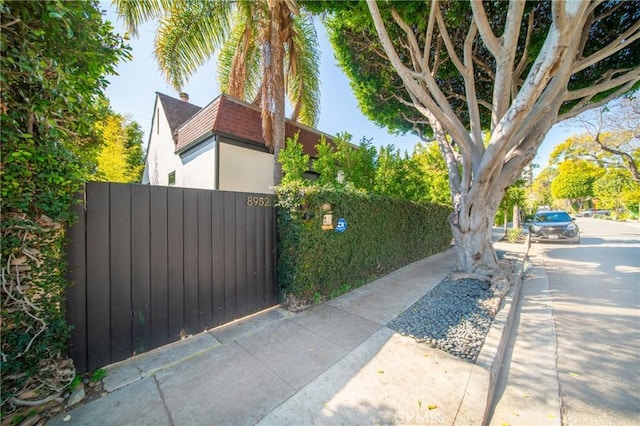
<box><xmin>276</xmin><ymin>182</ymin><xmax>453</xmax><ymax>302</ymax></box>
<box><xmin>0</xmin><ymin>1</ymin><xmax>128</xmax><ymax>412</ymax></box>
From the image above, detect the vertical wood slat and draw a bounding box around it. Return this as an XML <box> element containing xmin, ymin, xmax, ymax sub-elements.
<box><xmin>211</xmin><ymin>191</ymin><xmax>225</xmax><ymax>326</ymax></box>
<box><xmin>167</xmin><ymin>188</ymin><xmax>184</xmax><ymax>340</ymax></box>
<box><xmin>131</xmin><ymin>185</ymin><xmax>151</xmax><ymax>355</ymax></box>
<box><xmin>197</xmin><ymin>190</ymin><xmax>213</xmax><ymax>330</ymax></box>
<box><xmin>67</xmin><ymin>184</ymin><xmax>278</xmax><ymax>372</ymax></box>
<box><xmin>183</xmin><ymin>189</ymin><xmax>199</xmax><ymax>334</ymax></box>
<box><xmin>65</xmin><ymin>189</ymin><xmax>87</xmax><ymax>373</ymax></box>
<box><xmin>109</xmin><ymin>184</ymin><xmax>132</xmax><ymax>362</ymax></box>
<box><xmin>85</xmin><ymin>182</ymin><xmax>111</xmax><ymax>371</ymax></box>
<box><xmin>223</xmin><ymin>191</ymin><xmax>236</xmax><ymax>322</ymax></box>
<box><xmin>255</xmin><ymin>201</ymin><xmax>266</xmax><ymax>307</ymax></box>
<box><xmin>246</xmin><ymin>196</ymin><xmax>258</xmax><ymax>314</ymax></box>
<box><xmin>265</xmin><ymin>200</ymin><xmax>276</xmax><ymax>305</ymax></box>
<box><xmin>150</xmin><ymin>186</ymin><xmax>169</xmax><ymax>347</ymax></box>
<box><xmin>235</xmin><ymin>194</ymin><xmax>247</xmax><ymax>318</ymax></box>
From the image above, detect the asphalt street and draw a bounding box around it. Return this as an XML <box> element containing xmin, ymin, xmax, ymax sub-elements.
<box><xmin>530</xmin><ymin>218</ymin><xmax>640</xmax><ymax>425</ymax></box>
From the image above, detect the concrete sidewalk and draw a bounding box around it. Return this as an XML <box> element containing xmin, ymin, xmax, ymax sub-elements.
<box><xmin>48</xmin><ymin>233</ymin><xmax>542</xmax><ymax>426</ymax></box>
<box><xmin>489</xmin><ymin>256</ymin><xmax>562</xmax><ymax>425</ymax></box>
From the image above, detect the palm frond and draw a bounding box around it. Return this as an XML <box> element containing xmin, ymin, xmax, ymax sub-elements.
<box><xmin>286</xmin><ymin>13</ymin><xmax>320</xmax><ymax>127</ymax></box>
<box><xmin>217</xmin><ymin>8</ymin><xmax>262</xmax><ymax>101</ymax></box>
<box><xmin>113</xmin><ymin>0</ymin><xmax>177</xmax><ymax>36</ymax></box>
<box><xmin>154</xmin><ymin>0</ymin><xmax>234</xmax><ymax>90</ymax></box>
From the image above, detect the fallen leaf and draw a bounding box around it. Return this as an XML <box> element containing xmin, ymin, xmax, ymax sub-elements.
<box><xmin>424</xmin><ymin>354</ymin><xmax>429</xmax><ymax>358</ymax></box>
<box><xmin>418</xmin><ymin>400</ymin><xmax>422</xmax><ymax>409</ymax></box>
<box><xmin>63</xmin><ymin>415</ymin><xmax>71</xmax><ymax>422</ymax></box>
<box><xmin>377</xmin><ymin>370</ymin><xmax>384</xmax><ymax>374</ymax></box>
<box><xmin>569</xmin><ymin>372</ymin><xmax>581</xmax><ymax>377</ymax></box>
<box><xmin>547</xmin><ymin>414</ymin><xmax>555</xmax><ymax>419</ymax></box>
<box><xmin>428</xmin><ymin>404</ymin><xmax>437</xmax><ymax>410</ymax></box>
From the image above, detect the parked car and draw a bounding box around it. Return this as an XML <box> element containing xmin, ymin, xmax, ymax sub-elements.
<box><xmin>528</xmin><ymin>210</ymin><xmax>580</xmax><ymax>243</ymax></box>
<box><xmin>579</xmin><ymin>208</ymin><xmax>610</xmax><ymax>217</ymax></box>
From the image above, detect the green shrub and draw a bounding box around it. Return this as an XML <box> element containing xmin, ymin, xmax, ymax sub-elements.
<box><xmin>276</xmin><ymin>182</ymin><xmax>453</xmax><ymax>302</ymax></box>
<box><xmin>0</xmin><ymin>0</ymin><xmax>128</xmax><ymax>411</ymax></box>
<box><xmin>506</xmin><ymin>228</ymin><xmax>523</xmax><ymax>243</ymax></box>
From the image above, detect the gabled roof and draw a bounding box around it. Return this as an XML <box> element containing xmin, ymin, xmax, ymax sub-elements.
<box><xmin>156</xmin><ymin>92</ymin><xmax>202</xmax><ymax>143</ymax></box>
<box><xmin>175</xmin><ymin>93</ymin><xmax>333</xmax><ymax>156</ymax></box>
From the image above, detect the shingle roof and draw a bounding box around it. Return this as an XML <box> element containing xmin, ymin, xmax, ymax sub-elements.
<box><xmin>175</xmin><ymin>93</ymin><xmax>333</xmax><ymax>156</ymax></box>
<box><xmin>156</xmin><ymin>92</ymin><xmax>202</xmax><ymax>143</ymax></box>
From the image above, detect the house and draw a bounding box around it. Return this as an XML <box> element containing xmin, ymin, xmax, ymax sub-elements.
<box><xmin>142</xmin><ymin>92</ymin><xmax>333</xmax><ymax>193</ymax></box>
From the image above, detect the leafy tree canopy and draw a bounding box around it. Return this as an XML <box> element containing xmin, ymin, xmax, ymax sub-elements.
<box><xmin>280</xmin><ymin>134</ymin><xmax>450</xmax><ymax>205</ymax></box>
<box><xmin>530</xmin><ymin>166</ymin><xmax>557</xmax><ymax>210</ymax></box>
<box><xmin>306</xmin><ymin>0</ymin><xmax>640</xmax><ymax>273</ymax></box>
<box><xmin>310</xmin><ymin>1</ymin><xmax>640</xmax><ymax>139</ymax></box>
<box><xmin>560</xmin><ymin>94</ymin><xmax>640</xmax><ymax>182</ymax></box>
<box><xmin>551</xmin><ymin>160</ymin><xmax>604</xmax><ymax>206</ymax></box>
<box><xmin>593</xmin><ymin>168</ymin><xmax>637</xmax><ymax>210</ymax></box>
<box><xmin>95</xmin><ymin>113</ymin><xmax>145</xmax><ymax>183</ymax></box>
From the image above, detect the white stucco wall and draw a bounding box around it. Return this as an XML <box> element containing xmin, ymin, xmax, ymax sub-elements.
<box><xmin>141</xmin><ymin>97</ymin><xmax>277</xmax><ymax>192</ymax></box>
<box><xmin>178</xmin><ymin>140</ymin><xmax>215</xmax><ymax>189</ymax></box>
<box><xmin>218</xmin><ymin>142</ymin><xmax>274</xmax><ymax>194</ymax></box>
<box><xmin>141</xmin><ymin>100</ymin><xmax>215</xmax><ymax>189</ymax></box>
<box><xmin>142</xmin><ymin>102</ymin><xmax>184</xmax><ymax>186</ymax></box>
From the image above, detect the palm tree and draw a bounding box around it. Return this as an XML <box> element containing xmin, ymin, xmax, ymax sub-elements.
<box><xmin>114</xmin><ymin>0</ymin><xmax>320</xmax><ymax>184</ymax></box>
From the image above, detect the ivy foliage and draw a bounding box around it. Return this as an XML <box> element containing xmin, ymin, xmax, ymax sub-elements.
<box><xmin>277</xmin><ymin>136</ymin><xmax>453</xmax><ymax>302</ymax></box>
<box><xmin>276</xmin><ymin>182</ymin><xmax>453</xmax><ymax>302</ymax></box>
<box><xmin>1</xmin><ymin>0</ymin><xmax>129</xmax><ymax>411</ymax></box>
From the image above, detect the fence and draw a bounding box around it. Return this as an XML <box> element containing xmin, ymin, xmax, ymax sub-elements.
<box><xmin>66</xmin><ymin>182</ymin><xmax>277</xmax><ymax>372</ymax></box>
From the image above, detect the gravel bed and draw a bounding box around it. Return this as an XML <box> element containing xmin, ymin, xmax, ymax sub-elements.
<box><xmin>387</xmin><ymin>276</ymin><xmax>496</xmax><ymax>363</ymax></box>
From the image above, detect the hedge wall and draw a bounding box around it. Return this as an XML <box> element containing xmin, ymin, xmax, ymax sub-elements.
<box><xmin>276</xmin><ymin>183</ymin><xmax>453</xmax><ymax>302</ymax></box>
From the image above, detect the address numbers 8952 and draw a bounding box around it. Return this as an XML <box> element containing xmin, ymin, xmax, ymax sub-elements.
<box><xmin>246</xmin><ymin>196</ymin><xmax>272</xmax><ymax>207</ymax></box>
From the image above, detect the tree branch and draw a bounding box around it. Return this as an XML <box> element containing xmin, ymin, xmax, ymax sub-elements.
<box><xmin>463</xmin><ymin>21</ymin><xmax>484</xmax><ymax>149</ymax></box>
<box><xmin>564</xmin><ymin>69</ymin><xmax>640</xmax><ymax>102</ymax></box>
<box><xmin>365</xmin><ymin>0</ymin><xmax>474</xmax><ymax>158</ymax></box>
<box><xmin>433</xmin><ymin>3</ymin><xmax>466</xmax><ymax>76</ymax></box>
<box><xmin>574</xmin><ymin>20</ymin><xmax>640</xmax><ymax>73</ymax></box>
<box><xmin>513</xmin><ymin>9</ymin><xmax>535</xmax><ymax>99</ymax></box>
<box><xmin>423</xmin><ymin>0</ymin><xmax>438</xmax><ymax>75</ymax></box>
<box><xmin>391</xmin><ymin>8</ymin><xmax>424</xmax><ymax>74</ymax></box>
<box><xmin>595</xmin><ymin>132</ymin><xmax>640</xmax><ymax>182</ymax></box>
<box><xmin>491</xmin><ymin>0</ymin><xmax>526</xmax><ymax>128</ymax></box>
<box><xmin>469</xmin><ymin>0</ymin><xmax>501</xmax><ymax>57</ymax></box>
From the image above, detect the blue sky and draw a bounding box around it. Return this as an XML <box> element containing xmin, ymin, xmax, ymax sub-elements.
<box><xmin>102</xmin><ymin>4</ymin><xmax>572</xmax><ymax>166</ymax></box>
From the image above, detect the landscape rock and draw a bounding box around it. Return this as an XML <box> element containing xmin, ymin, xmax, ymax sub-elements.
<box><xmin>388</xmin><ymin>253</ymin><xmax>519</xmax><ymax>363</ymax></box>
<box><xmin>67</xmin><ymin>386</ymin><xmax>85</xmax><ymax>407</ymax></box>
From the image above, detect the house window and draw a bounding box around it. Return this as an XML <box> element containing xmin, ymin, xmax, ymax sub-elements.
<box><xmin>168</xmin><ymin>171</ymin><xmax>176</xmax><ymax>186</ymax></box>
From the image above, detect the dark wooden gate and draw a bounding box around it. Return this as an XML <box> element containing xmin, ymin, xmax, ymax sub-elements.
<box><xmin>66</xmin><ymin>182</ymin><xmax>276</xmax><ymax>372</ymax></box>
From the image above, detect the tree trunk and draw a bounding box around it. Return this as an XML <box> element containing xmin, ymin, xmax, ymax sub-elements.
<box><xmin>262</xmin><ymin>1</ymin><xmax>287</xmax><ymax>186</ymax></box>
<box><xmin>449</xmin><ymin>195</ymin><xmax>500</xmax><ymax>275</ymax></box>
<box><xmin>272</xmin><ymin>3</ymin><xmax>286</xmax><ymax>186</ymax></box>
<box><xmin>450</xmin><ymin>217</ymin><xmax>498</xmax><ymax>275</ymax></box>
<box><xmin>503</xmin><ymin>208</ymin><xmax>508</xmax><ymax>232</ymax></box>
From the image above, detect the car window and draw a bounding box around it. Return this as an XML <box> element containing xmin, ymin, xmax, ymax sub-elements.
<box><xmin>535</xmin><ymin>212</ymin><xmax>571</xmax><ymax>222</ymax></box>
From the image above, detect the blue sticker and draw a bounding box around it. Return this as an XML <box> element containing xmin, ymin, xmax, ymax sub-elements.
<box><xmin>335</xmin><ymin>218</ymin><xmax>347</xmax><ymax>233</ymax></box>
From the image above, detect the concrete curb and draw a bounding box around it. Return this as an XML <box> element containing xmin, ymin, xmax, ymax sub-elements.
<box><xmin>457</xmin><ymin>234</ymin><xmax>530</xmax><ymax>424</ymax></box>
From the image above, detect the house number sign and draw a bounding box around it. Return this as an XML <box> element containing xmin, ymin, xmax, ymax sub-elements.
<box><xmin>246</xmin><ymin>196</ymin><xmax>272</xmax><ymax>207</ymax></box>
